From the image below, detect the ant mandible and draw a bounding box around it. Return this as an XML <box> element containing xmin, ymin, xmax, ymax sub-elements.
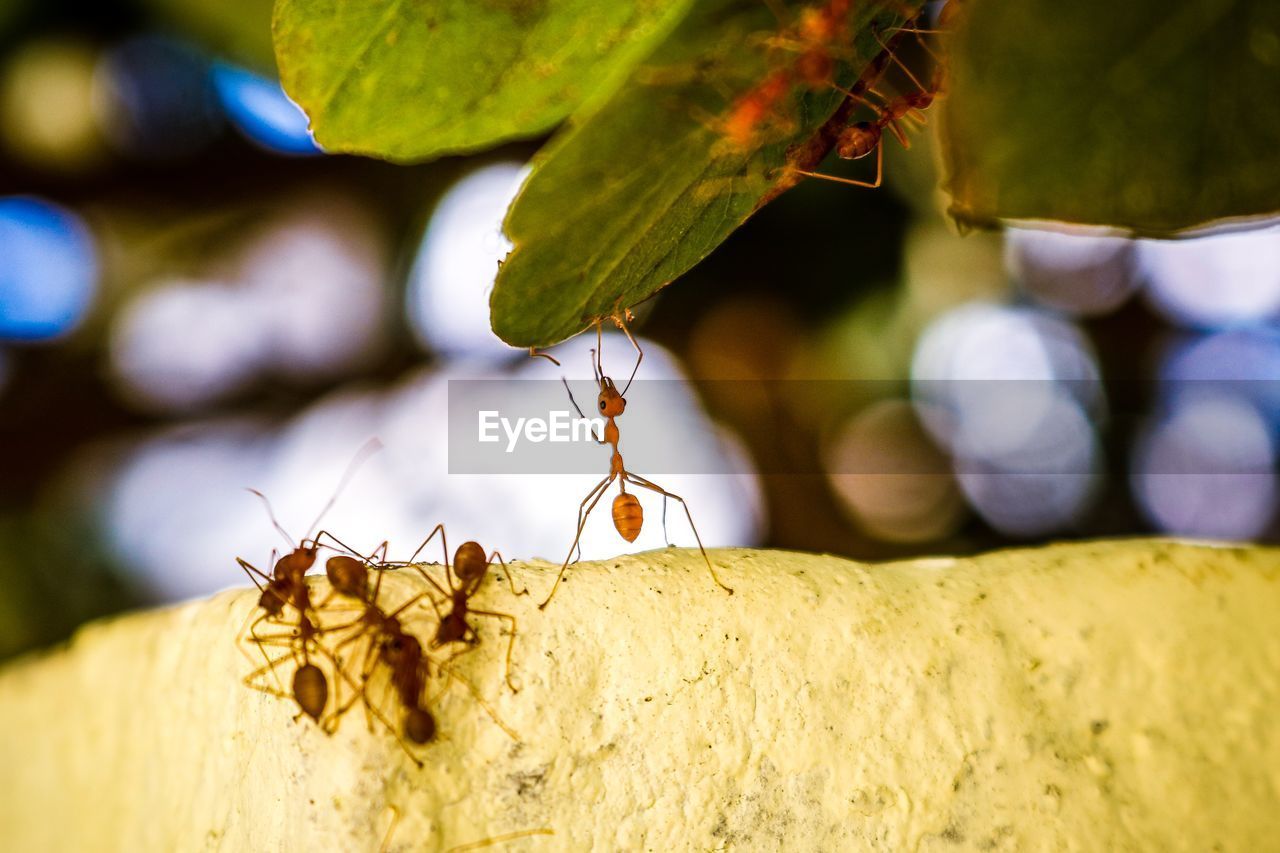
<box><xmin>538</xmin><ymin>315</ymin><xmax>734</xmax><ymax>609</ymax></box>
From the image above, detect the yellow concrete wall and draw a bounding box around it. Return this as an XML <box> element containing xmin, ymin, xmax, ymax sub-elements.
<box><xmin>0</xmin><ymin>539</ymin><xmax>1277</xmax><ymax>850</ymax></box>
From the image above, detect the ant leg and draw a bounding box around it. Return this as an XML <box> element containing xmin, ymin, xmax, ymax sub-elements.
<box><xmin>236</xmin><ymin>557</ymin><xmax>270</xmax><ymax>592</ymax></box>
<box><xmin>378</xmin><ymin>805</ymin><xmax>401</xmax><ymax>853</ymax></box>
<box><xmin>486</xmin><ymin>551</ymin><xmax>528</xmax><ymax>597</ymax></box>
<box><xmin>325</xmin><ymin>633</ymin><xmax>381</xmax><ymax>733</ymax></box>
<box><xmin>242</xmin><ymin>648</ymin><xmax>299</xmax><ymax>703</ymax></box>
<box><xmin>661</xmin><ymin>493</ymin><xmax>671</xmax><ymax>546</ymax></box>
<box><xmin>794</xmin><ymin>137</ymin><xmax>883</xmax><ymax>189</ymax></box>
<box><xmin>469</xmin><ymin>607</ymin><xmax>521</xmax><ymax>693</ymax></box>
<box><xmin>446</xmin><ymin>828</ymin><xmax>556</xmax><ymax>853</ymax></box>
<box><xmin>529</xmin><ymin>347</ymin><xmax>560</xmax><ymax>366</ymax></box>
<box><xmin>539</xmin><ymin>474</ymin><xmax>614</xmax><ymax>610</ymax></box>
<box><xmin>874</xmin><ymin>25</ymin><xmax>930</xmax><ymax>93</ymax></box>
<box><xmin>387</xmin><ymin>590</ymin><xmax>437</xmax><ymax>621</ymax></box>
<box><xmin>242</xmin><ymin>611</ymin><xmax>291</xmax><ymax>694</ymax></box>
<box><xmin>399</xmin><ymin>561</ymin><xmax>451</xmax><ymax>609</ymax></box>
<box><xmin>436</xmin><ymin>658</ymin><xmax>521</xmax><ymax>742</ymax></box>
<box><xmin>403</xmin><ymin>523</ymin><xmax>447</xmax><ymax>565</ymax></box>
<box><xmin>611</xmin><ymin>310</ymin><xmax>644</xmax><ymax>395</ymax></box>
<box><xmin>622</xmin><ymin>471</ymin><xmax>734</xmax><ymax>595</ymax></box>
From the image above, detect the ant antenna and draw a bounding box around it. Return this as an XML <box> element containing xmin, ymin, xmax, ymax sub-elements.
<box><xmin>246</xmin><ymin>488</ymin><xmax>295</xmax><ymax>549</ymax></box>
<box><xmin>302</xmin><ymin>437</ymin><xmax>384</xmax><ymax>543</ymax></box>
<box><xmin>561</xmin><ymin>377</ymin><xmax>604</xmax><ymax>443</ymax></box>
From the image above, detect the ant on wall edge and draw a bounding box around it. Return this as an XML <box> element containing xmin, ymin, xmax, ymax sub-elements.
<box><xmin>537</xmin><ymin>314</ymin><xmax>734</xmax><ymax>609</ymax></box>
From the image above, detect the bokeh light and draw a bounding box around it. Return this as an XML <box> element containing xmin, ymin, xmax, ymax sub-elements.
<box><xmin>109</xmin><ymin>279</ymin><xmax>269</xmax><ymax>410</ymax></box>
<box><xmin>91</xmin><ymin>36</ymin><xmax>220</xmax><ymax>159</ymax></box>
<box><xmin>911</xmin><ymin>302</ymin><xmax>1105</xmax><ymax>536</ymax></box>
<box><xmin>227</xmin><ymin>195</ymin><xmax>387</xmax><ymax>380</ymax></box>
<box><xmin>108</xmin><ymin>193</ymin><xmax>387</xmax><ymax>411</ymax></box>
<box><xmin>0</xmin><ymin>38</ymin><xmax>104</xmax><ymax>171</ymax></box>
<box><xmin>825</xmin><ymin>399</ymin><xmax>965</xmax><ymax>543</ymax></box>
<box><xmin>1133</xmin><ymin>395</ymin><xmax>1277</xmax><ymax>539</ymax></box>
<box><xmin>1160</xmin><ymin>327</ymin><xmax>1280</xmax><ymax>427</ymax></box>
<box><xmin>210</xmin><ymin>62</ymin><xmax>320</xmax><ymax>156</ymax></box>
<box><xmin>1138</xmin><ymin>226</ymin><xmax>1280</xmax><ymax>329</ymax></box>
<box><xmin>0</xmin><ymin>196</ymin><xmax>98</xmax><ymax>342</ymax></box>
<box><xmin>1005</xmin><ymin>225</ymin><xmax>1136</xmax><ymax>315</ymax></box>
<box><xmin>97</xmin><ymin>330</ymin><xmax>763</xmax><ymax>601</ymax></box>
<box><xmin>0</xmin><ymin>347</ymin><xmax>10</xmax><ymax>397</ymax></box>
<box><xmin>954</xmin><ymin>389</ymin><xmax>1101</xmax><ymax>537</ymax></box>
<box><xmin>406</xmin><ymin>162</ymin><xmax>528</xmax><ymax>360</ymax></box>
<box><xmin>911</xmin><ymin>302</ymin><xmax>1102</xmax><ymax>456</ymax></box>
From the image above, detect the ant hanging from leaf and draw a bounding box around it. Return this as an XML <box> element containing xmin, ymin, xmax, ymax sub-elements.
<box><xmin>791</xmin><ymin>20</ymin><xmax>950</xmax><ymax>189</ymax></box>
<box><xmin>538</xmin><ymin>315</ymin><xmax>733</xmax><ymax>609</ymax></box>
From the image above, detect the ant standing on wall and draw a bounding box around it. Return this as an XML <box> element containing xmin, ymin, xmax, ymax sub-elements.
<box><xmin>539</xmin><ymin>316</ymin><xmax>734</xmax><ymax>609</ymax></box>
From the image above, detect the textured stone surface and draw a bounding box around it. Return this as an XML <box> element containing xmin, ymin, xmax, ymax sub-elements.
<box><xmin>1</xmin><ymin>540</ymin><xmax>1278</xmax><ymax>850</ymax></box>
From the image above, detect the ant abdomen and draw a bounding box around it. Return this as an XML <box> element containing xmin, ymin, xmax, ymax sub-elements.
<box><xmin>453</xmin><ymin>541</ymin><xmax>488</xmax><ymax>582</ymax></box>
<box><xmin>293</xmin><ymin>663</ymin><xmax>328</xmax><ymax>722</ymax></box>
<box><xmin>325</xmin><ymin>555</ymin><xmax>368</xmax><ymax>600</ymax></box>
<box><xmin>837</xmin><ymin>122</ymin><xmax>879</xmax><ymax>160</ymax></box>
<box><xmin>404</xmin><ymin>707</ymin><xmax>437</xmax><ymax>744</ymax></box>
<box><xmin>612</xmin><ymin>493</ymin><xmax>643</xmax><ymax>543</ymax></box>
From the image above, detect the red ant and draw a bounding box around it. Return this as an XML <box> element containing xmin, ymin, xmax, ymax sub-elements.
<box><xmin>539</xmin><ymin>316</ymin><xmax>733</xmax><ymax>608</ymax></box>
<box><xmin>235</xmin><ymin>439</ymin><xmax>380</xmax><ymax>724</ymax></box>
<box><xmin>792</xmin><ymin>22</ymin><xmax>947</xmax><ymax>189</ymax></box>
<box><xmin>322</xmin><ymin>545</ymin><xmax>519</xmax><ymax>764</ymax></box>
<box><xmin>395</xmin><ymin>524</ymin><xmax>528</xmax><ymax>694</ymax></box>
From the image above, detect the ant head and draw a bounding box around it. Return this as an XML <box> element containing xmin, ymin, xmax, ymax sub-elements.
<box><xmin>274</xmin><ymin>547</ymin><xmax>315</xmax><ymax>580</ymax></box>
<box><xmin>597</xmin><ymin>376</ymin><xmax>626</xmax><ymax>417</ymax></box>
<box><xmin>258</xmin><ymin>583</ymin><xmax>287</xmax><ymax>615</ymax></box>
<box><xmin>453</xmin><ymin>541</ymin><xmax>488</xmax><ymax>584</ymax></box>
<box><xmin>836</xmin><ymin>122</ymin><xmax>880</xmax><ymax>160</ymax></box>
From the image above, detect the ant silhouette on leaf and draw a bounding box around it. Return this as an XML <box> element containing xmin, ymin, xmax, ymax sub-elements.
<box><xmin>539</xmin><ymin>314</ymin><xmax>733</xmax><ymax>609</ymax></box>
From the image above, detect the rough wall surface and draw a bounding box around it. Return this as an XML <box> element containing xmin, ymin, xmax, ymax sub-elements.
<box><xmin>0</xmin><ymin>539</ymin><xmax>1277</xmax><ymax>851</ymax></box>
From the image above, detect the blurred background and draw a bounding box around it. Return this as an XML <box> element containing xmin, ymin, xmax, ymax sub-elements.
<box><xmin>3</xmin><ymin>0</ymin><xmax>1278</xmax><ymax>660</ymax></box>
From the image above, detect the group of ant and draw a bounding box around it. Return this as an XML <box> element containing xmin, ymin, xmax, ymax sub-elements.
<box><xmin>235</xmin><ymin>312</ymin><xmax>729</xmax><ymax>768</ymax></box>
<box><xmin>237</xmin><ymin>498</ymin><xmax>524</xmax><ymax>764</ymax></box>
<box><xmin>724</xmin><ymin>0</ymin><xmax>960</xmax><ymax>190</ymax></box>
<box><xmin>228</xmin><ymin>11</ymin><xmax>961</xmax><ymax>846</ymax></box>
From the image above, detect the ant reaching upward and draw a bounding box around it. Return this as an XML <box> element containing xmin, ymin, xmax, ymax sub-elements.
<box><xmin>538</xmin><ymin>315</ymin><xmax>734</xmax><ymax>609</ymax></box>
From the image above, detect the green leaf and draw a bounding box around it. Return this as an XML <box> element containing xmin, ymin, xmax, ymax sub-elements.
<box><xmin>940</xmin><ymin>0</ymin><xmax>1280</xmax><ymax>234</ymax></box>
<box><xmin>141</xmin><ymin>0</ymin><xmax>276</xmax><ymax>70</ymax></box>
<box><xmin>492</xmin><ymin>0</ymin><xmax>923</xmax><ymax>347</ymax></box>
<box><xmin>272</xmin><ymin>0</ymin><xmax>696</xmax><ymax>161</ymax></box>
